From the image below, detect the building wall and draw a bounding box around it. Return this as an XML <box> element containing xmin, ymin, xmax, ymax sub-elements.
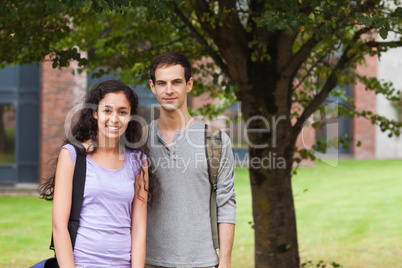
<box><xmin>40</xmin><ymin>56</ymin><xmax>87</xmax><ymax>181</ymax></box>
<box><xmin>350</xmin><ymin>54</ymin><xmax>377</xmax><ymax>159</ymax></box>
<box><xmin>376</xmin><ymin>32</ymin><xmax>402</xmax><ymax>159</ymax></box>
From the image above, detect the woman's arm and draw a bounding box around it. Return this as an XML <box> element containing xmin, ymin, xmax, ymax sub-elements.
<box><xmin>131</xmin><ymin>160</ymin><xmax>149</xmax><ymax>268</ymax></box>
<box><xmin>52</xmin><ymin>148</ymin><xmax>75</xmax><ymax>268</ymax></box>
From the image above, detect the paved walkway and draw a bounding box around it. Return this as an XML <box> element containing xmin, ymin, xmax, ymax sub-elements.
<box><xmin>0</xmin><ymin>183</ymin><xmax>40</xmax><ymax>196</ymax></box>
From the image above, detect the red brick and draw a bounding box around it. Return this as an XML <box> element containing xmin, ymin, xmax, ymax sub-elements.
<box><xmin>39</xmin><ymin>56</ymin><xmax>87</xmax><ymax>181</ymax></box>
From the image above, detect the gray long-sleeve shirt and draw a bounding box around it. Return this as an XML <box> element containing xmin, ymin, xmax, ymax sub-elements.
<box><xmin>145</xmin><ymin>119</ymin><xmax>236</xmax><ymax>268</ymax></box>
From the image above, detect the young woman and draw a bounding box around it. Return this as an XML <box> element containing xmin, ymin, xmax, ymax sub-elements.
<box><xmin>39</xmin><ymin>80</ymin><xmax>155</xmax><ymax>268</ymax></box>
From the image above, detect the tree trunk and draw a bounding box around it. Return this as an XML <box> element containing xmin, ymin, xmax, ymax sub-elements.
<box><xmin>239</xmin><ymin>78</ymin><xmax>300</xmax><ymax>267</ymax></box>
<box><xmin>249</xmin><ymin>147</ymin><xmax>299</xmax><ymax>268</ymax></box>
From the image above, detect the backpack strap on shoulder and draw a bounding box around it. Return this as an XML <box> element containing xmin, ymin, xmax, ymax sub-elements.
<box><xmin>68</xmin><ymin>147</ymin><xmax>87</xmax><ymax>248</ymax></box>
<box><xmin>205</xmin><ymin>124</ymin><xmax>222</xmax><ymax>250</ymax></box>
<box><xmin>50</xmin><ymin>145</ymin><xmax>87</xmax><ymax>252</ymax></box>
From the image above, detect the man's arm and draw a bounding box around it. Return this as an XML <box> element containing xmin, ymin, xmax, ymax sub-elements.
<box><xmin>216</xmin><ymin>132</ymin><xmax>237</xmax><ymax>268</ymax></box>
<box><xmin>218</xmin><ymin>223</ymin><xmax>235</xmax><ymax>268</ymax></box>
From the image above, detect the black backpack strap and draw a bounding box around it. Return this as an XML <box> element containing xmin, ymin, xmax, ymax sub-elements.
<box><xmin>68</xmin><ymin>146</ymin><xmax>87</xmax><ymax>248</ymax></box>
<box><xmin>50</xmin><ymin>145</ymin><xmax>87</xmax><ymax>251</ymax></box>
<box><xmin>205</xmin><ymin>124</ymin><xmax>222</xmax><ymax>250</ymax></box>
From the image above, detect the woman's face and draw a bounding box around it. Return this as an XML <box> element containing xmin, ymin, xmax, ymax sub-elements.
<box><xmin>93</xmin><ymin>91</ymin><xmax>131</xmax><ymax>145</ymax></box>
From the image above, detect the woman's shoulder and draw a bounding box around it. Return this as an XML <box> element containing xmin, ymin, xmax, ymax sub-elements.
<box><xmin>62</xmin><ymin>141</ymin><xmax>93</xmax><ymax>152</ymax></box>
<box><xmin>62</xmin><ymin>143</ymin><xmax>76</xmax><ymax>154</ymax></box>
<box><xmin>60</xmin><ymin>144</ymin><xmax>77</xmax><ymax>166</ymax></box>
<box><xmin>61</xmin><ymin>140</ymin><xmax>94</xmax><ymax>164</ymax></box>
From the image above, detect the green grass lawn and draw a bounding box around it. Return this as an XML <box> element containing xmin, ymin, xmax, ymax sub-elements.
<box><xmin>0</xmin><ymin>196</ymin><xmax>53</xmax><ymax>267</ymax></box>
<box><xmin>1</xmin><ymin>159</ymin><xmax>401</xmax><ymax>267</ymax></box>
<box><xmin>293</xmin><ymin>160</ymin><xmax>402</xmax><ymax>268</ymax></box>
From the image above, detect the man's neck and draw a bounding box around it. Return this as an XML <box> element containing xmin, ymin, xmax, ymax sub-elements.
<box><xmin>157</xmin><ymin>109</ymin><xmax>194</xmax><ymax>133</ymax></box>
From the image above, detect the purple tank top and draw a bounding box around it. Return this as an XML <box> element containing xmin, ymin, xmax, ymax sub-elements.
<box><xmin>62</xmin><ymin>144</ymin><xmax>145</xmax><ymax>267</ymax></box>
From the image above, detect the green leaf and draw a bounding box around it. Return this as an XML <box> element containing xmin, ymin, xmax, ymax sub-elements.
<box><xmin>379</xmin><ymin>27</ymin><xmax>388</xmax><ymax>40</ymax></box>
<box><xmin>0</xmin><ymin>5</ymin><xmax>19</xmax><ymax>20</ymax></box>
<box><xmin>363</xmin><ymin>17</ymin><xmax>373</xmax><ymax>28</ymax></box>
<box><xmin>46</xmin><ymin>0</ymin><xmax>69</xmax><ymax>12</ymax></box>
<box><xmin>96</xmin><ymin>0</ymin><xmax>110</xmax><ymax>10</ymax></box>
<box><xmin>355</xmin><ymin>12</ymin><xmax>364</xmax><ymax>20</ymax></box>
<box><xmin>395</xmin><ymin>7</ymin><xmax>402</xmax><ymax>18</ymax></box>
<box><xmin>72</xmin><ymin>1</ymin><xmax>91</xmax><ymax>10</ymax></box>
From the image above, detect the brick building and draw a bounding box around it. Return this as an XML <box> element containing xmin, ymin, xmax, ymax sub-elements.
<box><xmin>0</xmin><ymin>43</ymin><xmax>401</xmax><ymax>185</ymax></box>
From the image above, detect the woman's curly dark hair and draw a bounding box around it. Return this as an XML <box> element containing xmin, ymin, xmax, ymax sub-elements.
<box><xmin>38</xmin><ymin>80</ymin><xmax>159</xmax><ymax>204</ymax></box>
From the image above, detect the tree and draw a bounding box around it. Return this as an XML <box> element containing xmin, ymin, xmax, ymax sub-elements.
<box><xmin>1</xmin><ymin>0</ymin><xmax>402</xmax><ymax>267</ymax></box>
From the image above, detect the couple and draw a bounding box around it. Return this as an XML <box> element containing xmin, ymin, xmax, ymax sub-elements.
<box><xmin>39</xmin><ymin>52</ymin><xmax>236</xmax><ymax>268</ymax></box>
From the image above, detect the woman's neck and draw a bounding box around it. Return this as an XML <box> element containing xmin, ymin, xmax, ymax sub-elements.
<box><xmin>94</xmin><ymin>138</ymin><xmax>123</xmax><ymax>154</ymax></box>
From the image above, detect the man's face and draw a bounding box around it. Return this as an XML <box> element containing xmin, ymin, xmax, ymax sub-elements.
<box><xmin>150</xmin><ymin>64</ymin><xmax>193</xmax><ymax>113</ymax></box>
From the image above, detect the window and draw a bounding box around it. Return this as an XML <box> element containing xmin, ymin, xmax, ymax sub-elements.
<box><xmin>0</xmin><ymin>104</ymin><xmax>16</xmax><ymax>164</ymax></box>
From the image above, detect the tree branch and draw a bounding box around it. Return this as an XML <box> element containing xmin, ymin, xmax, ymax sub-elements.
<box><xmin>277</xmin><ymin>32</ymin><xmax>298</xmax><ymax>70</ymax></box>
<box><xmin>247</xmin><ymin>0</ymin><xmax>271</xmax><ymax>45</ymax></box>
<box><xmin>292</xmin><ymin>55</ymin><xmax>349</xmax><ymax>137</ymax></box>
<box><xmin>292</xmin><ymin>26</ymin><xmax>374</xmax><ymax>137</ymax></box>
<box><xmin>192</xmin><ymin>0</ymin><xmax>249</xmax><ymax>82</ymax></box>
<box><xmin>291</xmin><ymin>27</ymin><xmax>372</xmax><ymax>136</ymax></box>
<box><xmin>283</xmin><ymin>0</ymin><xmax>378</xmax><ymax>78</ymax></box>
<box><xmin>173</xmin><ymin>5</ymin><xmax>229</xmax><ymax>77</ymax></box>
<box><xmin>365</xmin><ymin>40</ymin><xmax>402</xmax><ymax>48</ymax></box>
<box><xmin>152</xmin><ymin>36</ymin><xmax>187</xmax><ymax>50</ymax></box>
<box><xmin>197</xmin><ymin>0</ymin><xmax>212</xmax><ymax>14</ymax></box>
<box><xmin>292</xmin><ymin>53</ymin><xmax>329</xmax><ymax>91</ymax></box>
<box><xmin>281</xmin><ymin>35</ymin><xmax>321</xmax><ymax>75</ymax></box>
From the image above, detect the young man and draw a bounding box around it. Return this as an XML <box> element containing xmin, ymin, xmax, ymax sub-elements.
<box><xmin>145</xmin><ymin>52</ymin><xmax>236</xmax><ymax>268</ymax></box>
